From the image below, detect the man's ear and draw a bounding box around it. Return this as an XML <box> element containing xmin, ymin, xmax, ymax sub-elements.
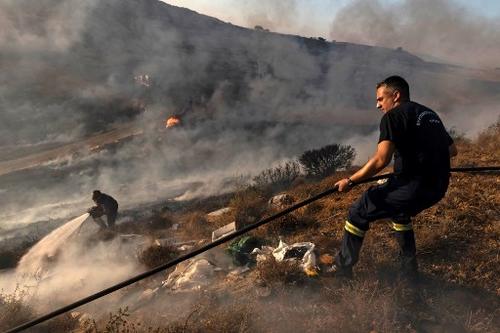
<box><xmin>393</xmin><ymin>90</ymin><xmax>401</xmax><ymax>103</ymax></box>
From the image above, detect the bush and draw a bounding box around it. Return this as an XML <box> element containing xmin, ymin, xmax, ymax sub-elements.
<box><xmin>298</xmin><ymin>144</ymin><xmax>355</xmax><ymax>178</ymax></box>
<box><xmin>147</xmin><ymin>213</ymin><xmax>174</xmax><ymax>230</ymax></box>
<box><xmin>138</xmin><ymin>244</ymin><xmax>179</xmax><ymax>269</ymax></box>
<box><xmin>229</xmin><ymin>187</ymin><xmax>268</xmax><ymax>228</ymax></box>
<box><xmin>181</xmin><ymin>212</ymin><xmax>211</xmax><ymax>238</ymax></box>
<box><xmin>0</xmin><ymin>287</ymin><xmax>34</xmax><ymax>332</ymax></box>
<box><xmin>252</xmin><ymin>160</ymin><xmax>302</xmax><ymax>191</ymax></box>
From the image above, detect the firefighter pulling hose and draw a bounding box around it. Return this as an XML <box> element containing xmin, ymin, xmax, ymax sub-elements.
<box><xmin>329</xmin><ymin>76</ymin><xmax>458</xmax><ymax>282</ymax></box>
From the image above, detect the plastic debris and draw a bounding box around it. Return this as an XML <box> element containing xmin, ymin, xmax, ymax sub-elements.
<box><xmin>252</xmin><ymin>240</ymin><xmax>318</xmax><ymax>276</ymax></box>
<box><xmin>226</xmin><ymin>236</ymin><xmax>263</xmax><ymax>266</ymax></box>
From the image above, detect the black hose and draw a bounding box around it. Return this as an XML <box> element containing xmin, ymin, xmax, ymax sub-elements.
<box><xmin>4</xmin><ymin>166</ymin><xmax>499</xmax><ymax>333</ymax></box>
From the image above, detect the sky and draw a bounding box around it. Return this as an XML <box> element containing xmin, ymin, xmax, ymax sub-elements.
<box><xmin>164</xmin><ymin>0</ymin><xmax>500</xmax><ymax>37</ymax></box>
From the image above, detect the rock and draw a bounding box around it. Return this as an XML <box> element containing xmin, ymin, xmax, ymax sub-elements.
<box><xmin>268</xmin><ymin>194</ymin><xmax>294</xmax><ymax>209</ymax></box>
<box><xmin>206</xmin><ymin>207</ymin><xmax>233</xmax><ymax>222</ymax></box>
<box><xmin>162</xmin><ymin>258</ymin><xmax>217</xmax><ymax>291</ymax></box>
<box><xmin>138</xmin><ymin>287</ymin><xmax>159</xmax><ymax>302</ymax></box>
<box><xmin>70</xmin><ymin>311</ymin><xmax>82</xmax><ymax>319</ymax></box>
<box><xmin>227</xmin><ymin>266</ymin><xmax>251</xmax><ymax>277</ymax></box>
<box><xmin>211</xmin><ymin>222</ymin><xmax>237</xmax><ymax>242</ymax></box>
<box><xmin>177</xmin><ymin>244</ymin><xmax>193</xmax><ymax>251</ymax></box>
<box><xmin>78</xmin><ymin>313</ymin><xmax>91</xmax><ymax>324</ymax></box>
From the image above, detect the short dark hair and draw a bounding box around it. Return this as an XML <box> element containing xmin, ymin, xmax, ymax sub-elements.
<box><xmin>376</xmin><ymin>75</ymin><xmax>410</xmax><ymax>100</ymax></box>
<box><xmin>92</xmin><ymin>190</ymin><xmax>101</xmax><ymax>200</ymax></box>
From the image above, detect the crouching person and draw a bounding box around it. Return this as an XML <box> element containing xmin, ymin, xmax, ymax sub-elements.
<box><xmin>88</xmin><ymin>190</ymin><xmax>119</xmax><ymax>229</ymax></box>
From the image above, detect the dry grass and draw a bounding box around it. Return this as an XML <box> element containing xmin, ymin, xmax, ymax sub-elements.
<box><xmin>138</xmin><ymin>244</ymin><xmax>180</xmax><ymax>269</ymax></box>
<box><xmin>9</xmin><ymin>124</ymin><xmax>499</xmax><ymax>333</ymax></box>
<box><xmin>255</xmin><ymin>256</ymin><xmax>307</xmax><ymax>288</ymax></box>
<box><xmin>229</xmin><ymin>187</ymin><xmax>269</xmax><ymax>228</ymax></box>
<box><xmin>0</xmin><ymin>287</ymin><xmax>79</xmax><ymax>333</ymax></box>
<box><xmin>84</xmin><ymin>300</ymin><xmax>252</xmax><ymax>333</ymax></box>
<box><xmin>178</xmin><ymin>211</ymin><xmax>212</xmax><ymax>239</ymax></box>
<box><xmin>0</xmin><ymin>287</ymin><xmax>34</xmax><ymax>332</ymax></box>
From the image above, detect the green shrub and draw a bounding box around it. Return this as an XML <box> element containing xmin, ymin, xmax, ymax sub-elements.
<box><xmin>299</xmin><ymin>144</ymin><xmax>355</xmax><ymax>178</ymax></box>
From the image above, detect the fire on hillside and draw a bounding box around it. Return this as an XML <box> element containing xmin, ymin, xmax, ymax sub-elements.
<box><xmin>165</xmin><ymin>115</ymin><xmax>181</xmax><ymax>128</ymax></box>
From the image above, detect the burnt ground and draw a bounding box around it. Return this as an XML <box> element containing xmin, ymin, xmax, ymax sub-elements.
<box><xmin>0</xmin><ymin>124</ymin><xmax>498</xmax><ymax>333</ymax></box>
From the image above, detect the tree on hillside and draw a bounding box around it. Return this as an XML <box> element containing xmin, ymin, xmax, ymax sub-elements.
<box><xmin>299</xmin><ymin>144</ymin><xmax>355</xmax><ymax>178</ymax></box>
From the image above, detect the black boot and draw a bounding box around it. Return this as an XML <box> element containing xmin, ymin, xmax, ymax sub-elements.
<box><xmin>329</xmin><ymin>231</ymin><xmax>364</xmax><ymax>279</ymax></box>
<box><xmin>394</xmin><ymin>229</ymin><xmax>419</xmax><ymax>283</ymax></box>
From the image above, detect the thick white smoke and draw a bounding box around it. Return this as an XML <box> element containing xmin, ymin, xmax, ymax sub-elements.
<box><xmin>329</xmin><ymin>0</ymin><xmax>500</xmax><ymax>69</ymax></box>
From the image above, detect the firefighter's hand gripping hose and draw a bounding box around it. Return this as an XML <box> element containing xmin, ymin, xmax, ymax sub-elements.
<box><xmin>4</xmin><ymin>166</ymin><xmax>499</xmax><ymax>333</ymax></box>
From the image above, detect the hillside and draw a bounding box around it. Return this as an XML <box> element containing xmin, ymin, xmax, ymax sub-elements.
<box><xmin>2</xmin><ymin>0</ymin><xmax>500</xmax><ymax>146</ymax></box>
<box><xmin>1</xmin><ymin>125</ymin><xmax>498</xmax><ymax>333</ymax></box>
<box><xmin>2</xmin><ymin>0</ymin><xmax>500</xmax><ymax>235</ymax></box>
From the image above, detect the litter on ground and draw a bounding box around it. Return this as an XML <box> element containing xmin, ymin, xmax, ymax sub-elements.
<box><xmin>251</xmin><ymin>240</ymin><xmax>318</xmax><ymax>277</ymax></box>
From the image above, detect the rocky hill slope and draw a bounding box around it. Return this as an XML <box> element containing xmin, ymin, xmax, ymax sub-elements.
<box><xmin>1</xmin><ymin>123</ymin><xmax>498</xmax><ymax>333</ymax></box>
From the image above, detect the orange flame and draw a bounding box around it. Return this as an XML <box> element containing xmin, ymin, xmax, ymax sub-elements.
<box><xmin>165</xmin><ymin>115</ymin><xmax>181</xmax><ymax>128</ymax></box>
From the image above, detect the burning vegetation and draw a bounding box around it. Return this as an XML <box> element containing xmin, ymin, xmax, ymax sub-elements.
<box><xmin>165</xmin><ymin>115</ymin><xmax>181</xmax><ymax>128</ymax></box>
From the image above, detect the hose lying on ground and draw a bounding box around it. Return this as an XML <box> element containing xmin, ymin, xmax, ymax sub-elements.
<box><xmin>5</xmin><ymin>166</ymin><xmax>499</xmax><ymax>333</ymax></box>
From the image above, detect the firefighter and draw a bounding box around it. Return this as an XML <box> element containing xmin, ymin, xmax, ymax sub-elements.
<box><xmin>88</xmin><ymin>190</ymin><xmax>119</xmax><ymax>229</ymax></box>
<box><xmin>330</xmin><ymin>76</ymin><xmax>458</xmax><ymax>282</ymax></box>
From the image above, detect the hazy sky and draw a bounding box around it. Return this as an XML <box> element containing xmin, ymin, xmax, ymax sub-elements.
<box><xmin>164</xmin><ymin>0</ymin><xmax>500</xmax><ymax>37</ymax></box>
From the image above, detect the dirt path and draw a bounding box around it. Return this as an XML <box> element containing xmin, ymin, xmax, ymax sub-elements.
<box><xmin>0</xmin><ymin>124</ymin><xmax>143</xmax><ymax>177</ymax></box>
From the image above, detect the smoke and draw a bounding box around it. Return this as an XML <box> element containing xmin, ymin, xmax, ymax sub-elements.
<box><xmin>0</xmin><ymin>0</ymin><xmax>104</xmax><ymax>146</ymax></box>
<box><xmin>329</xmin><ymin>0</ymin><xmax>500</xmax><ymax>68</ymax></box>
<box><xmin>0</xmin><ymin>0</ymin><xmax>97</xmax><ymax>52</ymax></box>
<box><xmin>239</xmin><ymin>0</ymin><xmax>299</xmax><ymax>33</ymax></box>
<box><xmin>1</xmin><ymin>215</ymin><xmax>144</xmax><ymax>312</ymax></box>
<box><xmin>1</xmin><ymin>0</ymin><xmax>499</xmax><ymax>236</ymax></box>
